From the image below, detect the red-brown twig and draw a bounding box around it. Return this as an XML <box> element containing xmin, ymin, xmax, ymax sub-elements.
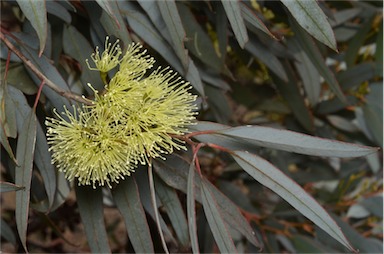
<box><xmin>0</xmin><ymin>30</ymin><xmax>92</xmax><ymax>106</ymax></box>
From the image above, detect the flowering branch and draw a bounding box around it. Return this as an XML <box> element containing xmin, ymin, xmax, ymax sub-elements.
<box><xmin>0</xmin><ymin>30</ymin><xmax>92</xmax><ymax>106</ymax></box>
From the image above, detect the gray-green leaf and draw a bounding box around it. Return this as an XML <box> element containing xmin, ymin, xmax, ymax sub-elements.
<box><xmin>281</xmin><ymin>0</ymin><xmax>337</xmax><ymax>51</ymax></box>
<box><xmin>232</xmin><ymin>151</ymin><xmax>354</xmax><ymax>251</ymax></box>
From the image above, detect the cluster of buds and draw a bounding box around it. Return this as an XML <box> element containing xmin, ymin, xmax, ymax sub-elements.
<box><xmin>46</xmin><ymin>37</ymin><xmax>197</xmax><ymax>188</ymax></box>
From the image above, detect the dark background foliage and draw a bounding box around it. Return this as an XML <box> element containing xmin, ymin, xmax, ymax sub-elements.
<box><xmin>1</xmin><ymin>0</ymin><xmax>382</xmax><ymax>253</ymax></box>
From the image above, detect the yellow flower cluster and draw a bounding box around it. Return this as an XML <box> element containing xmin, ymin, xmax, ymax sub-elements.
<box><xmin>46</xmin><ymin>37</ymin><xmax>197</xmax><ymax>188</ymax></box>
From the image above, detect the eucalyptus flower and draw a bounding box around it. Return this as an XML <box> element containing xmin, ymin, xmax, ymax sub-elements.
<box><xmin>46</xmin><ymin>38</ymin><xmax>197</xmax><ymax>188</ymax></box>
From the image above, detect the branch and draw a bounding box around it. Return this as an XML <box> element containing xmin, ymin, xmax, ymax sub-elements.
<box><xmin>0</xmin><ymin>31</ymin><xmax>93</xmax><ymax>106</ymax></box>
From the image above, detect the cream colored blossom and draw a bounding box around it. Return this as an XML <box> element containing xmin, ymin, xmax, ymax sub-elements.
<box><xmin>86</xmin><ymin>36</ymin><xmax>122</xmax><ymax>73</ymax></box>
<box><xmin>46</xmin><ymin>38</ymin><xmax>197</xmax><ymax>188</ymax></box>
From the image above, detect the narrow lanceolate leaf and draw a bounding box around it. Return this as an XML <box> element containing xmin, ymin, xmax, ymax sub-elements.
<box><xmin>95</xmin><ymin>0</ymin><xmax>120</xmax><ymax>27</ymax></box>
<box><xmin>0</xmin><ymin>182</ymin><xmax>24</xmax><ymax>192</ymax></box>
<box><xmin>15</xmin><ymin>109</ymin><xmax>37</xmax><ymax>252</ymax></box>
<box><xmin>281</xmin><ymin>0</ymin><xmax>337</xmax><ymax>51</ymax></box>
<box><xmin>221</xmin><ymin>0</ymin><xmax>248</xmax><ymax>48</ymax></box>
<box><xmin>218</xmin><ymin>125</ymin><xmax>378</xmax><ymax>157</ymax></box>
<box><xmin>155</xmin><ymin>177</ymin><xmax>189</xmax><ymax>247</ymax></box>
<box><xmin>289</xmin><ymin>18</ymin><xmax>346</xmax><ymax>103</ymax></box>
<box><xmin>34</xmin><ymin>126</ymin><xmax>56</xmax><ymax>210</ymax></box>
<box><xmin>112</xmin><ymin>178</ymin><xmax>154</xmax><ymax>253</ymax></box>
<box><xmin>158</xmin><ymin>0</ymin><xmax>189</xmax><ymax>68</ymax></box>
<box><xmin>232</xmin><ymin>151</ymin><xmax>354</xmax><ymax>251</ymax></box>
<box><xmin>187</xmin><ymin>161</ymin><xmax>199</xmax><ymax>253</ymax></box>
<box><xmin>201</xmin><ymin>178</ymin><xmax>237</xmax><ymax>253</ymax></box>
<box><xmin>16</xmin><ymin>0</ymin><xmax>47</xmax><ymax>55</ymax></box>
<box><xmin>75</xmin><ymin>185</ymin><xmax>111</xmax><ymax>253</ymax></box>
<box><xmin>240</xmin><ymin>2</ymin><xmax>276</xmax><ymax>39</ymax></box>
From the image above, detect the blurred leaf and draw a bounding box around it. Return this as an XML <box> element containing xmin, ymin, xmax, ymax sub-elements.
<box><xmin>375</xmin><ymin>20</ymin><xmax>382</xmax><ymax>64</ymax></box>
<box><xmin>272</xmin><ymin>61</ymin><xmax>314</xmax><ymax>131</ymax></box>
<box><xmin>232</xmin><ymin>151</ymin><xmax>354</xmax><ymax>251</ymax></box>
<box><xmin>34</xmin><ymin>124</ymin><xmax>56</xmax><ymax>211</ymax></box>
<box><xmin>240</xmin><ymin>2</ymin><xmax>276</xmax><ymax>39</ymax></box>
<box><xmin>326</xmin><ymin>115</ymin><xmax>359</xmax><ymax>133</ymax></box>
<box><xmin>137</xmin><ymin>0</ymin><xmax>172</xmax><ymax>44</ymax></box>
<box><xmin>112</xmin><ymin>177</ymin><xmax>154</xmax><ymax>253</ymax></box>
<box><xmin>185</xmin><ymin>60</ymin><xmax>205</xmax><ymax>97</ymax></box>
<box><xmin>215</xmin><ymin>3</ymin><xmax>228</xmax><ymax>64</ymax></box>
<box><xmin>15</xmin><ymin>109</ymin><xmax>37</xmax><ymax>252</ymax></box>
<box><xmin>63</xmin><ymin>25</ymin><xmax>104</xmax><ymax>92</ymax></box>
<box><xmin>155</xmin><ymin>176</ymin><xmax>189</xmax><ymax>247</ymax></box>
<box><xmin>191</xmin><ymin>121</ymin><xmax>378</xmax><ymax>157</ymax></box>
<box><xmin>346</xmin><ymin>204</ymin><xmax>370</xmax><ymax>219</ymax></box>
<box><xmin>362</xmin><ymin>83</ymin><xmax>383</xmax><ymax>146</ymax></box>
<box><xmin>329</xmin><ymin>8</ymin><xmax>361</xmax><ymax>27</ymax></box>
<box><xmin>46</xmin><ymin>1</ymin><xmax>71</xmax><ymax>23</ymax></box>
<box><xmin>337</xmin><ymin>62</ymin><xmax>377</xmax><ymax>90</ymax></box>
<box><xmin>178</xmin><ymin>3</ymin><xmax>222</xmax><ymax>72</ymax></box>
<box><xmin>288</xmin><ymin>38</ymin><xmax>321</xmax><ymax>106</ymax></box>
<box><xmin>201</xmin><ymin>178</ymin><xmax>238</xmax><ymax>253</ymax></box>
<box><xmin>95</xmin><ymin>0</ymin><xmax>120</xmax><ymax>26</ymax></box>
<box><xmin>221</xmin><ymin>0</ymin><xmax>249</xmax><ymax>48</ymax></box>
<box><xmin>316</xmin><ymin>213</ymin><xmax>383</xmax><ymax>253</ymax></box>
<box><xmin>290</xmin><ymin>19</ymin><xmax>346</xmax><ymax>103</ymax></box>
<box><xmin>281</xmin><ymin>0</ymin><xmax>337</xmax><ymax>51</ymax></box>
<box><xmin>345</xmin><ymin>13</ymin><xmax>375</xmax><ymax>67</ymax></box>
<box><xmin>205</xmin><ymin>85</ymin><xmax>231</xmax><ymax>124</ymax></box>
<box><xmin>1</xmin><ymin>63</ymin><xmax>37</xmax><ymax>95</ymax></box>
<box><xmin>0</xmin><ymin>182</ymin><xmax>24</xmax><ymax>192</ymax></box>
<box><xmin>100</xmin><ymin>1</ymin><xmax>131</xmax><ymax>44</ymax></box>
<box><xmin>0</xmin><ymin>124</ymin><xmax>16</xmax><ymax>163</ymax></box>
<box><xmin>0</xmin><ymin>84</ymin><xmax>17</xmax><ymax>163</ymax></box>
<box><xmin>75</xmin><ymin>185</ymin><xmax>111</xmax><ymax>253</ymax></box>
<box><xmin>245</xmin><ymin>36</ymin><xmax>288</xmax><ymax>82</ymax></box>
<box><xmin>1</xmin><ymin>83</ymin><xmax>17</xmax><ymax>138</ymax></box>
<box><xmin>187</xmin><ymin>160</ymin><xmax>199</xmax><ymax>253</ymax></box>
<box><xmin>1</xmin><ymin>218</ymin><xmax>16</xmax><ymax>245</ymax></box>
<box><xmin>292</xmin><ymin>234</ymin><xmax>336</xmax><ymax>252</ymax></box>
<box><xmin>16</xmin><ymin>0</ymin><xmax>47</xmax><ymax>55</ymax></box>
<box><xmin>158</xmin><ymin>0</ymin><xmax>188</xmax><ymax>68</ymax></box>
<box><xmin>360</xmin><ymin>195</ymin><xmax>383</xmax><ymax>218</ymax></box>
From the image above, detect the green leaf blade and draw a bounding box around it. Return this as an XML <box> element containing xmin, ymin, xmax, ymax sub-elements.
<box><xmin>16</xmin><ymin>0</ymin><xmax>47</xmax><ymax>55</ymax></box>
<box><xmin>15</xmin><ymin>109</ymin><xmax>37</xmax><ymax>252</ymax></box>
<box><xmin>112</xmin><ymin>177</ymin><xmax>154</xmax><ymax>253</ymax></box>
<box><xmin>201</xmin><ymin>178</ymin><xmax>237</xmax><ymax>253</ymax></box>
<box><xmin>0</xmin><ymin>182</ymin><xmax>24</xmax><ymax>193</ymax></box>
<box><xmin>232</xmin><ymin>151</ymin><xmax>354</xmax><ymax>251</ymax></box>
<box><xmin>75</xmin><ymin>185</ymin><xmax>111</xmax><ymax>253</ymax></box>
<box><xmin>187</xmin><ymin>161</ymin><xmax>199</xmax><ymax>253</ymax></box>
<box><xmin>158</xmin><ymin>0</ymin><xmax>189</xmax><ymax>68</ymax></box>
<box><xmin>281</xmin><ymin>0</ymin><xmax>337</xmax><ymax>51</ymax></box>
<box><xmin>221</xmin><ymin>0</ymin><xmax>249</xmax><ymax>48</ymax></box>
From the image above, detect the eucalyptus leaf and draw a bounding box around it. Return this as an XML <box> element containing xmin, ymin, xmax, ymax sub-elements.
<box><xmin>187</xmin><ymin>160</ymin><xmax>199</xmax><ymax>253</ymax></box>
<box><xmin>232</xmin><ymin>151</ymin><xmax>354</xmax><ymax>251</ymax></box>
<box><xmin>201</xmin><ymin>178</ymin><xmax>238</xmax><ymax>253</ymax></box>
<box><xmin>221</xmin><ymin>0</ymin><xmax>249</xmax><ymax>48</ymax></box>
<box><xmin>158</xmin><ymin>0</ymin><xmax>188</xmax><ymax>68</ymax></box>
<box><xmin>190</xmin><ymin>121</ymin><xmax>377</xmax><ymax>158</ymax></box>
<box><xmin>75</xmin><ymin>185</ymin><xmax>111</xmax><ymax>253</ymax></box>
<box><xmin>112</xmin><ymin>177</ymin><xmax>154</xmax><ymax>253</ymax></box>
<box><xmin>281</xmin><ymin>0</ymin><xmax>337</xmax><ymax>51</ymax></box>
<box><xmin>16</xmin><ymin>0</ymin><xmax>47</xmax><ymax>55</ymax></box>
<box><xmin>15</xmin><ymin>109</ymin><xmax>37</xmax><ymax>252</ymax></box>
<box><xmin>0</xmin><ymin>182</ymin><xmax>24</xmax><ymax>192</ymax></box>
